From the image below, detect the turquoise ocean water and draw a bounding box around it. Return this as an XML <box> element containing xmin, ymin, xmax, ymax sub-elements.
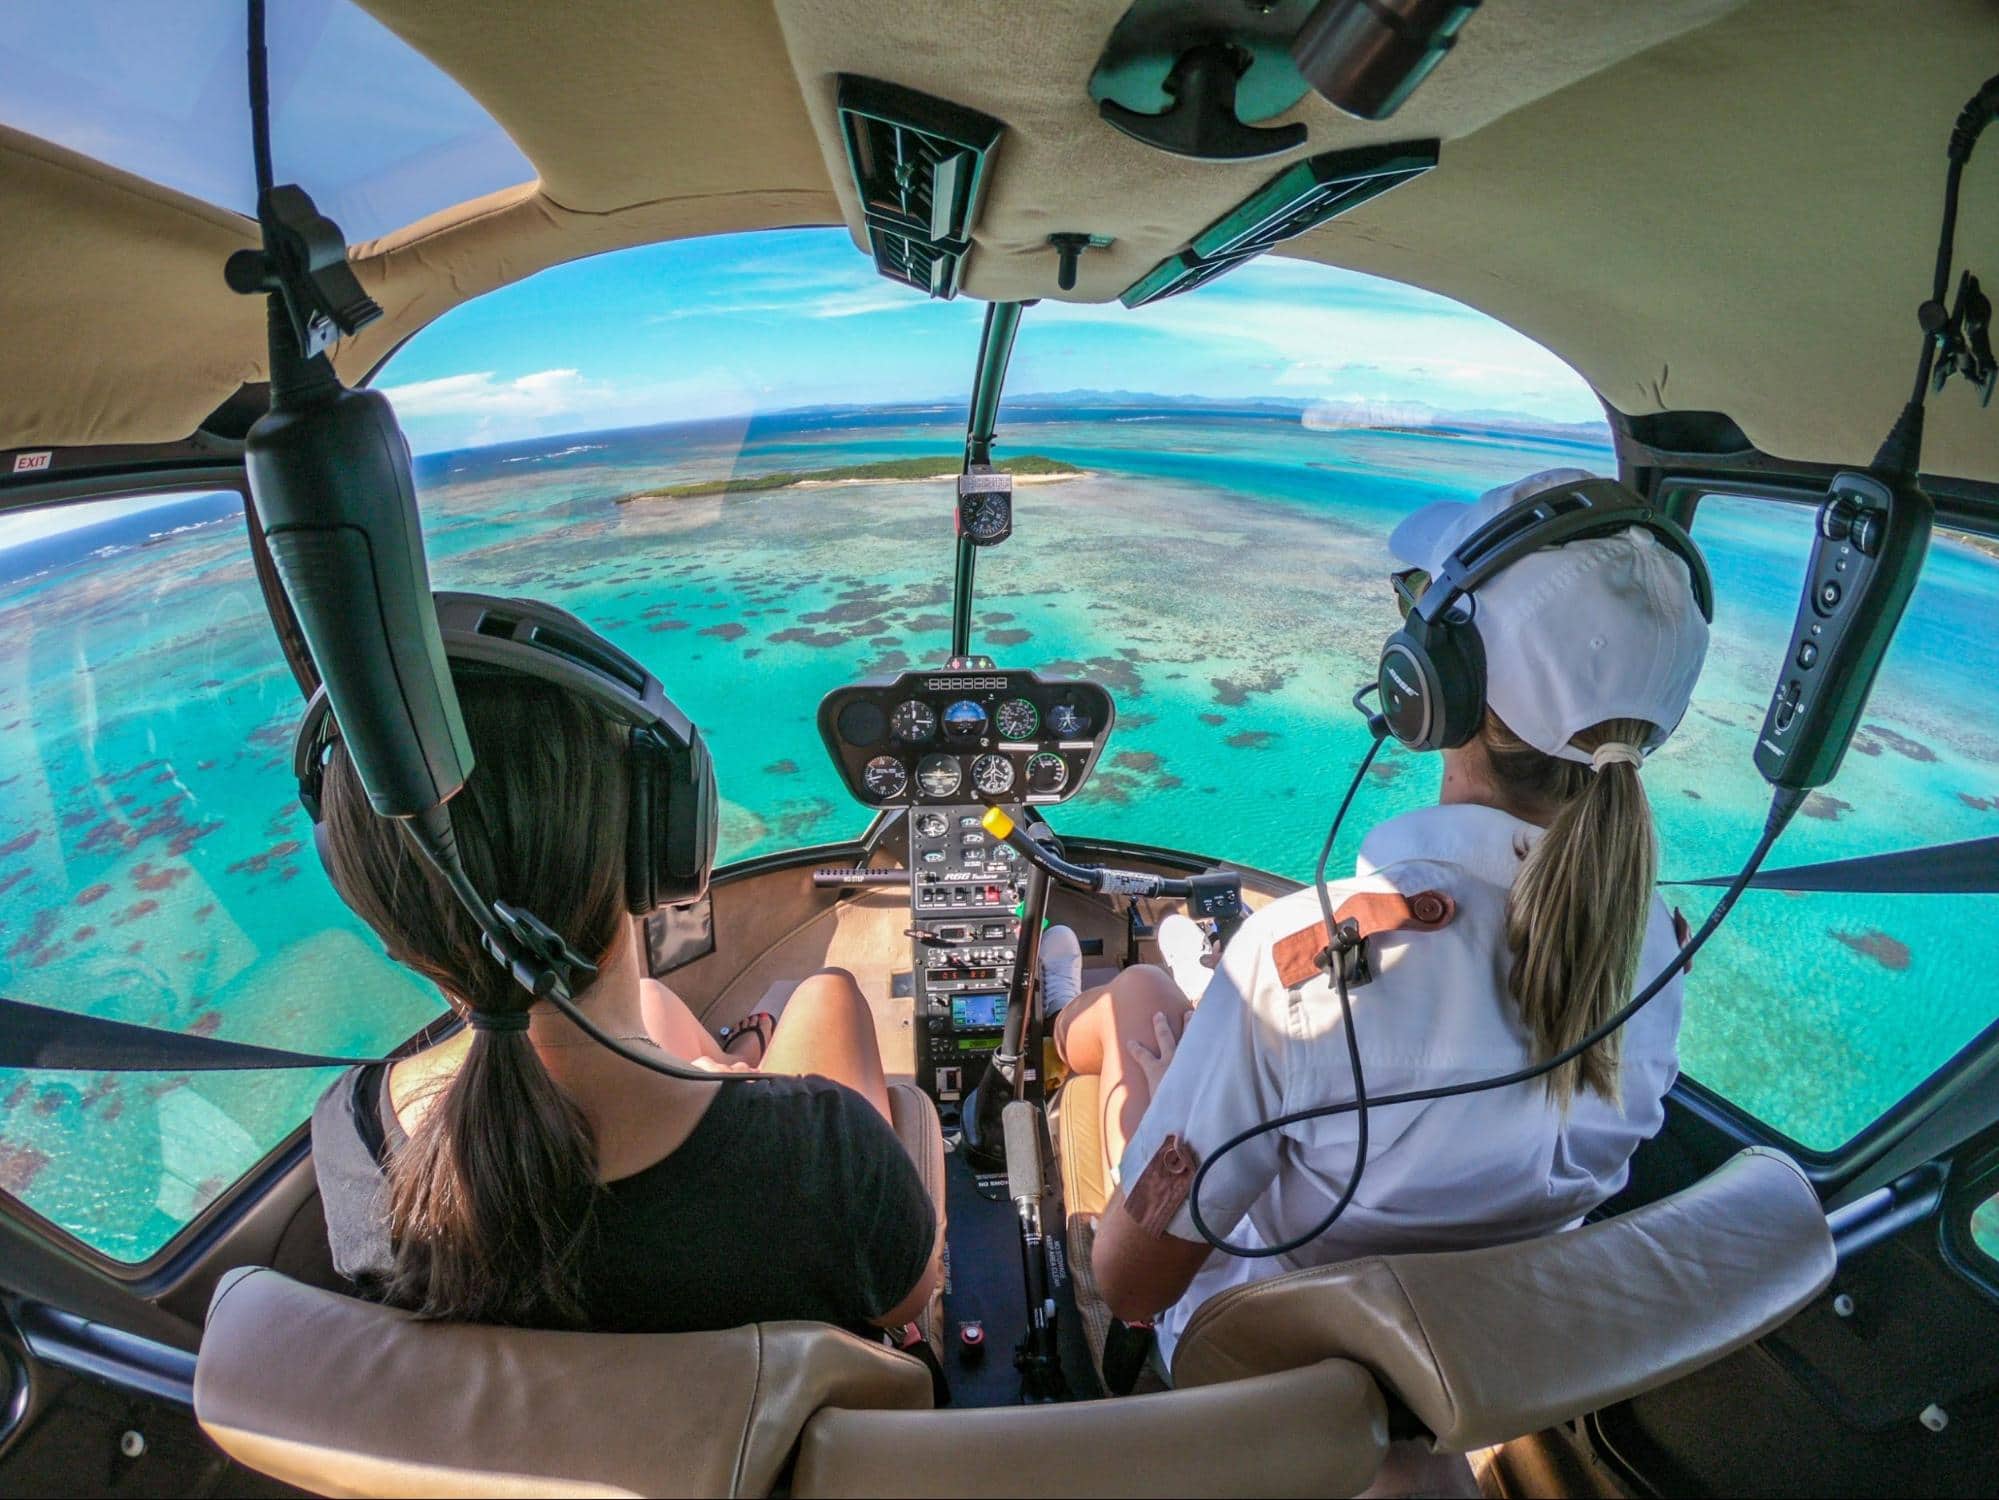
<box><xmin>2</xmin><ymin>405</ymin><xmax>1996</xmax><ymax>1260</ymax></box>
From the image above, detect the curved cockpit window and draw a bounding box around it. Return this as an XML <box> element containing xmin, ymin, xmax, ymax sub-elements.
<box><xmin>4</xmin><ymin>226</ymin><xmax>1997</xmax><ymax>1262</ymax></box>
<box><xmin>0</xmin><ymin>0</ymin><xmax>533</xmax><ymax>242</ymax></box>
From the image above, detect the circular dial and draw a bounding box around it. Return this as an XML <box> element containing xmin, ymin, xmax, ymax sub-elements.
<box><xmin>891</xmin><ymin>700</ymin><xmax>937</xmax><ymax>743</ymax></box>
<box><xmin>862</xmin><ymin>755</ymin><xmax>908</xmax><ymax>800</ymax></box>
<box><xmin>991</xmin><ymin>842</ymin><xmax>1019</xmax><ymax>863</ymax></box>
<box><xmin>1047</xmin><ymin>702</ymin><xmax>1090</xmax><ymax>737</ymax></box>
<box><xmin>916</xmin><ymin>754</ymin><xmax>963</xmax><ymax>798</ymax></box>
<box><xmin>941</xmin><ymin>699</ymin><xmax>988</xmax><ymax>740</ymax></box>
<box><xmin>994</xmin><ymin>698</ymin><xmax>1039</xmax><ymax>741</ymax></box>
<box><xmin>971</xmin><ymin>753</ymin><xmax>1015</xmax><ymax>796</ymax></box>
<box><xmin>1024</xmin><ymin>751</ymin><xmax>1069</xmax><ymax>795</ymax></box>
<box><xmin>914</xmin><ymin>811</ymin><xmax>949</xmax><ymax>839</ymax></box>
<box><xmin>960</xmin><ymin>491</ymin><xmax>1011</xmax><ymax>542</ymax></box>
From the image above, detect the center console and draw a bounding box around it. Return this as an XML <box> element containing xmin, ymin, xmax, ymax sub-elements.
<box><xmin>911</xmin><ymin>804</ymin><xmax>1032</xmax><ymax>1112</ymax></box>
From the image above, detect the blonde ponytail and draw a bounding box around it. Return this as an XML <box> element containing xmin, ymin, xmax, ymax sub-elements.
<box><xmin>1485</xmin><ymin>713</ymin><xmax>1660</xmax><ymax>1111</ymax></box>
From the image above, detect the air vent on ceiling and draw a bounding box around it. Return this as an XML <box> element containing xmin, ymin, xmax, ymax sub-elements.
<box><xmin>1121</xmin><ymin>139</ymin><xmax>1439</xmax><ymax>308</ymax></box>
<box><xmin>837</xmin><ymin>76</ymin><xmax>1005</xmax><ymax>300</ymax></box>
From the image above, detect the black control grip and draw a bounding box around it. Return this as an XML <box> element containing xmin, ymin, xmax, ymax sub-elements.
<box><xmin>1754</xmin><ymin>471</ymin><xmax>1933</xmax><ymax>791</ymax></box>
<box><xmin>812</xmin><ymin>868</ymin><xmax>912</xmax><ymax>888</ymax></box>
<box><xmin>247</xmin><ymin>380</ymin><xmax>471</xmax><ymax>817</ymax></box>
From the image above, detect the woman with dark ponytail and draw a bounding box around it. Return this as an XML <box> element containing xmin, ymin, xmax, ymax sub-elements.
<box><xmin>1061</xmin><ymin>469</ymin><xmax>1710</xmax><ymax>1372</ymax></box>
<box><xmin>309</xmin><ymin>669</ymin><xmax>940</xmax><ymax>1337</ymax></box>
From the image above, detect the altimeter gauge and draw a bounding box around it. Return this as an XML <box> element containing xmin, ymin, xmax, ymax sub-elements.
<box><xmin>891</xmin><ymin>699</ymin><xmax>937</xmax><ymax>743</ymax></box>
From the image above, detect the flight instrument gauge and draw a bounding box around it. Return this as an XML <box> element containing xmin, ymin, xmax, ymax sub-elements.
<box><xmin>1047</xmin><ymin>702</ymin><xmax>1090</xmax><ymax>737</ymax></box>
<box><xmin>995</xmin><ymin>698</ymin><xmax>1039</xmax><ymax>740</ymax></box>
<box><xmin>916</xmin><ymin>754</ymin><xmax>963</xmax><ymax>798</ymax></box>
<box><xmin>1024</xmin><ymin>752</ymin><xmax>1069</xmax><ymax>795</ymax></box>
<box><xmin>956</xmin><ymin>477</ymin><xmax>1013</xmax><ymax>545</ymax></box>
<box><xmin>971</xmin><ymin>753</ymin><xmax>1015</xmax><ymax>796</ymax></box>
<box><xmin>862</xmin><ymin>756</ymin><xmax>908</xmax><ymax>800</ymax></box>
<box><xmin>942</xmin><ymin>699</ymin><xmax>988</xmax><ymax>740</ymax></box>
<box><xmin>915</xmin><ymin>811</ymin><xmax>949</xmax><ymax>839</ymax></box>
<box><xmin>891</xmin><ymin>700</ymin><xmax>937</xmax><ymax>743</ymax></box>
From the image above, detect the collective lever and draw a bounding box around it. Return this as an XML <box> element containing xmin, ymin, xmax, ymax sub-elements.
<box><xmin>1003</xmin><ymin>1100</ymin><xmax>1067</xmax><ymax>1402</ymax></box>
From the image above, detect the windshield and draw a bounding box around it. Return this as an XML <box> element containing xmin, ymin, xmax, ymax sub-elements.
<box><xmin>387</xmin><ymin>231</ymin><xmax>1606</xmax><ymax>870</ymax></box>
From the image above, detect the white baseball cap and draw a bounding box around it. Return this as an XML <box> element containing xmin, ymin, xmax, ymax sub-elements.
<box><xmin>1388</xmin><ymin>468</ymin><xmax>1710</xmax><ymax>763</ymax></box>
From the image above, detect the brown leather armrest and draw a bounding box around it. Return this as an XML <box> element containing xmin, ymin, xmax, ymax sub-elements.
<box><xmin>790</xmin><ymin>1358</ymin><xmax>1388</xmax><ymax>1498</ymax></box>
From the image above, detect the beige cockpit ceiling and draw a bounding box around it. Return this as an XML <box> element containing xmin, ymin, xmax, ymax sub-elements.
<box><xmin>5</xmin><ymin>0</ymin><xmax>1999</xmax><ymax>484</ymax></box>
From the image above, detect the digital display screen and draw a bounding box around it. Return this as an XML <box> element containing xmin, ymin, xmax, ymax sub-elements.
<box><xmin>951</xmin><ymin>992</ymin><xmax>1008</xmax><ymax>1030</ymax></box>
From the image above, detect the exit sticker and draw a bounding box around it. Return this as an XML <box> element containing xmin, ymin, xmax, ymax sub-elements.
<box><xmin>11</xmin><ymin>451</ymin><xmax>52</xmax><ymax>474</ymax></box>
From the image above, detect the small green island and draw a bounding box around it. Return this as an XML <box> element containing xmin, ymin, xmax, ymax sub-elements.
<box><xmin>614</xmin><ymin>453</ymin><xmax>1083</xmax><ymax>504</ymax></box>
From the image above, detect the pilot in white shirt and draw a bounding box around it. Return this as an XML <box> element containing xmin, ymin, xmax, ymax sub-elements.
<box><xmin>1050</xmin><ymin>468</ymin><xmax>1711</xmax><ymax>1370</ymax></box>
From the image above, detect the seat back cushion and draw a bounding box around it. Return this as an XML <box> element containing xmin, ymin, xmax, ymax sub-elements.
<box><xmin>791</xmin><ymin>1357</ymin><xmax>1387</xmax><ymax>1499</ymax></box>
<box><xmin>195</xmin><ymin>1267</ymin><xmax>932</xmax><ymax>1499</ymax></box>
<box><xmin>1171</xmin><ymin>1147</ymin><xmax>1835</xmax><ymax>1452</ymax></box>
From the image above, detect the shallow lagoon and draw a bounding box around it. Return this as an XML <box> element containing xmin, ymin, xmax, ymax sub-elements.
<box><xmin>2</xmin><ymin>407</ymin><xmax>1995</xmax><ymax>1259</ymax></box>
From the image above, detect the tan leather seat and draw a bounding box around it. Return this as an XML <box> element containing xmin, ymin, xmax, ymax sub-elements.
<box><xmin>196</xmin><ymin>1267</ymin><xmax>932</xmax><ymax>1497</ymax></box>
<box><xmin>197</xmin><ymin>1081</ymin><xmax>949</xmax><ymax>1498</ymax></box>
<box><xmin>1172</xmin><ymin>1147</ymin><xmax>1836</xmax><ymax>1454</ymax></box>
<box><xmin>790</xmin><ymin>1358</ymin><xmax>1388</xmax><ymax>1498</ymax></box>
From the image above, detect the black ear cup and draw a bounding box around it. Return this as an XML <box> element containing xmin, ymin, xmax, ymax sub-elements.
<box><xmin>626</xmin><ymin>723</ymin><xmax>716</xmax><ymax>912</ymax></box>
<box><xmin>1376</xmin><ymin>612</ymin><xmax>1486</xmax><ymax>751</ymax></box>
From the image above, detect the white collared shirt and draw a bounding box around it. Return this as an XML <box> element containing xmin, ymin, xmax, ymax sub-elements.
<box><xmin>1119</xmin><ymin>802</ymin><xmax>1684</xmax><ymax>1367</ymax></box>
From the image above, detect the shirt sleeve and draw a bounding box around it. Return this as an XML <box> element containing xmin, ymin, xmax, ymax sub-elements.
<box><xmin>835</xmin><ymin>1092</ymin><xmax>938</xmax><ymax>1324</ymax></box>
<box><xmin>1117</xmin><ymin>923</ymin><xmax>1291</xmax><ymax>1245</ymax></box>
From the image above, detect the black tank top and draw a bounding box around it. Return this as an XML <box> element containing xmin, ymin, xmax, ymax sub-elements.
<box><xmin>310</xmin><ymin>1063</ymin><xmax>933</xmax><ymax>1336</ymax></box>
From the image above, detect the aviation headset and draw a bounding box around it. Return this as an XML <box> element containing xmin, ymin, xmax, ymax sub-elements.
<box><xmin>294</xmin><ymin>591</ymin><xmax>718</xmax><ymax>917</ymax></box>
<box><xmin>1375</xmin><ymin>476</ymin><xmax>1716</xmax><ymax>751</ymax></box>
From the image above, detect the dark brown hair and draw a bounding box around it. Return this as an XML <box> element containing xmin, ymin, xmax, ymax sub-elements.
<box><xmin>320</xmin><ymin>669</ymin><xmax>631</xmax><ymax>1325</ymax></box>
<box><xmin>1481</xmin><ymin>711</ymin><xmax>1660</xmax><ymax>1110</ymax></box>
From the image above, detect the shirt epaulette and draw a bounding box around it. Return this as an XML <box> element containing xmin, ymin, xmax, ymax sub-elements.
<box><xmin>1271</xmin><ymin>889</ymin><xmax>1456</xmax><ymax>989</ymax></box>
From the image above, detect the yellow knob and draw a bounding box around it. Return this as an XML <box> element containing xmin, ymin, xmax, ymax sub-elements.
<box><xmin>981</xmin><ymin>806</ymin><xmax>1015</xmax><ymax>840</ymax></box>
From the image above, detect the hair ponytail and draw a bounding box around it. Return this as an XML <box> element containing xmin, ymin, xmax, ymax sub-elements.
<box><xmin>320</xmin><ymin>672</ymin><xmax>632</xmax><ymax>1325</ymax></box>
<box><xmin>384</xmin><ymin>1024</ymin><xmax>600</xmax><ymax>1325</ymax></box>
<box><xmin>1484</xmin><ymin>713</ymin><xmax>1660</xmax><ymax>1110</ymax></box>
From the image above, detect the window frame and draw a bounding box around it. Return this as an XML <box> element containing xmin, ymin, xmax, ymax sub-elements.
<box><xmin>1941</xmin><ymin>1144</ymin><xmax>1999</xmax><ymax>1300</ymax></box>
<box><xmin>1660</xmin><ymin>478</ymin><xmax>1999</xmax><ymax>1188</ymax></box>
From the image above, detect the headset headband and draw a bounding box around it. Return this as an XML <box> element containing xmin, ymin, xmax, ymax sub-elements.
<box><xmin>1415</xmin><ymin>477</ymin><xmax>1715</xmax><ymax>626</ymax></box>
<box><xmin>295</xmin><ymin>592</ymin><xmax>697</xmax><ymax>815</ymax></box>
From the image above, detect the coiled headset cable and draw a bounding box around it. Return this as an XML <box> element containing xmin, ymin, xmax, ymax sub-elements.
<box><xmin>1185</xmin><ymin>689</ymin><xmax>1805</xmax><ymax>1258</ymax></box>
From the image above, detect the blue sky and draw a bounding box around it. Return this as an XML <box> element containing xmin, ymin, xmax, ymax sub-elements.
<box><xmin>376</xmin><ymin>229</ymin><xmax>1605</xmax><ymax>454</ymax></box>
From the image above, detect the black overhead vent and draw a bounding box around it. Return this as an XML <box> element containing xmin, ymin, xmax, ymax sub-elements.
<box><xmin>1121</xmin><ymin>139</ymin><xmax>1438</xmax><ymax>307</ymax></box>
<box><xmin>837</xmin><ymin>76</ymin><xmax>1005</xmax><ymax>300</ymax></box>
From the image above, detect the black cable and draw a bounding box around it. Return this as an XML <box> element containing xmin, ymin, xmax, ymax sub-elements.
<box><xmin>1185</xmin><ymin>780</ymin><xmax>1806</xmax><ymax>1257</ymax></box>
<box><xmin>247</xmin><ymin>0</ymin><xmax>274</xmax><ymax>201</ymax></box>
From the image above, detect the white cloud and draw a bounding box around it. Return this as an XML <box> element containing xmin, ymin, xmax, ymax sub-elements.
<box><xmin>377</xmin><ymin>368</ymin><xmax>603</xmax><ymax>421</ymax></box>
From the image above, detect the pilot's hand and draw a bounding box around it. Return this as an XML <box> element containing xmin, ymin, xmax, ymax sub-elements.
<box><xmin>1126</xmin><ymin>1011</ymin><xmax>1179</xmax><ymax>1094</ymax></box>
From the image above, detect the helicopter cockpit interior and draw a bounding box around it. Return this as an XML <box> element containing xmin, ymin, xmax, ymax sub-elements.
<box><xmin>3</xmin><ymin>2</ymin><xmax>1999</xmax><ymax>1497</ymax></box>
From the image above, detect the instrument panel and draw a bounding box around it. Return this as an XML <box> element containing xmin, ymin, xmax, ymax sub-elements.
<box><xmin>818</xmin><ymin>668</ymin><xmax>1116</xmax><ymax>807</ymax></box>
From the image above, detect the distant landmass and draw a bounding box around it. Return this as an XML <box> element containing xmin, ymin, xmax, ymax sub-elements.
<box><xmin>410</xmin><ymin>390</ymin><xmax>1612</xmax><ymax>468</ymax></box>
<box><xmin>614</xmin><ymin>453</ymin><xmax>1082</xmax><ymax>503</ymax></box>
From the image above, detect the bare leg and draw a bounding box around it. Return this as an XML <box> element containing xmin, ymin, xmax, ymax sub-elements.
<box><xmin>1054</xmin><ymin>965</ymin><xmax>1190</xmax><ymax>1180</ymax></box>
<box><xmin>638</xmin><ymin>977</ymin><xmax>733</xmax><ymax>1065</ymax></box>
<box><xmin>759</xmin><ymin>967</ymin><xmax>894</xmax><ymax>1124</ymax></box>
